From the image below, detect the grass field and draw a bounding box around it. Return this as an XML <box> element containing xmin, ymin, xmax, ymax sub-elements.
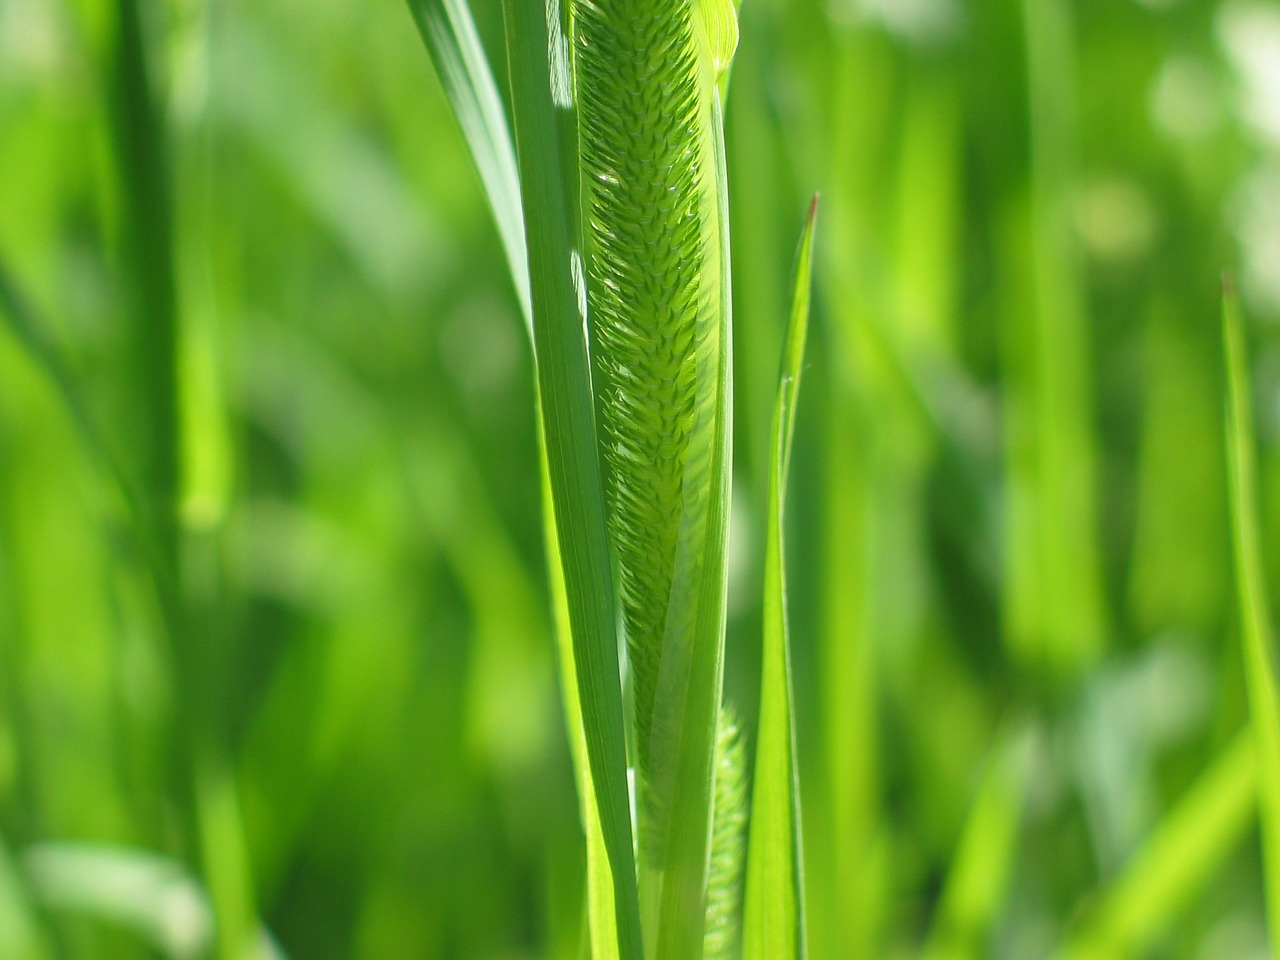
<box><xmin>2</xmin><ymin>0</ymin><xmax>1280</xmax><ymax>956</ymax></box>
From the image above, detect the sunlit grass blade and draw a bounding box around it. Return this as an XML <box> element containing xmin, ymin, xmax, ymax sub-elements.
<box><xmin>1009</xmin><ymin>0</ymin><xmax>1105</xmax><ymax>674</ymax></box>
<box><xmin>1055</xmin><ymin>731</ymin><xmax>1256</xmax><ymax>959</ymax></box>
<box><xmin>920</xmin><ymin>724</ymin><xmax>1032</xmax><ymax>960</ymax></box>
<box><xmin>1222</xmin><ymin>276</ymin><xmax>1280</xmax><ymax>952</ymax></box>
<box><xmin>541</xmin><ymin>441</ymin><xmax>621</xmax><ymax>960</ymax></box>
<box><xmin>500</xmin><ymin>1</ymin><xmax>643</xmax><ymax>954</ymax></box>
<box><xmin>404</xmin><ymin>0</ymin><xmax>530</xmax><ymax>325</ymax></box>
<box><xmin>743</xmin><ymin>195</ymin><xmax>818</xmax><ymax>960</ymax></box>
<box><xmin>407</xmin><ymin>1</ymin><xmax>627</xmax><ymax>950</ymax></box>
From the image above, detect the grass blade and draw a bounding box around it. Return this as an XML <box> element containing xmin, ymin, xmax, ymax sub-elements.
<box><xmin>1222</xmin><ymin>276</ymin><xmax>1280</xmax><ymax>952</ymax></box>
<box><xmin>499</xmin><ymin>1</ymin><xmax>643</xmax><ymax>955</ymax></box>
<box><xmin>920</xmin><ymin>725</ymin><xmax>1032</xmax><ymax>960</ymax></box>
<box><xmin>404</xmin><ymin>0</ymin><xmax>530</xmax><ymax>325</ymax></box>
<box><xmin>1056</xmin><ymin>732</ymin><xmax>1256</xmax><ymax>959</ymax></box>
<box><xmin>0</xmin><ymin>259</ymin><xmax>144</xmax><ymax>540</ymax></box>
<box><xmin>743</xmin><ymin>196</ymin><xmax>818</xmax><ymax>960</ymax></box>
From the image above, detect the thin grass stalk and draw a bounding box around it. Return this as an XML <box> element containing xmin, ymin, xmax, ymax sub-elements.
<box><xmin>743</xmin><ymin>197</ymin><xmax>817</xmax><ymax>960</ymax></box>
<box><xmin>1055</xmin><ymin>731</ymin><xmax>1256</xmax><ymax>959</ymax></box>
<box><xmin>107</xmin><ymin>4</ymin><xmax>257</xmax><ymax>955</ymax></box>
<box><xmin>1012</xmin><ymin>0</ymin><xmax>1104</xmax><ymax>674</ymax></box>
<box><xmin>1222</xmin><ymin>278</ymin><xmax>1280</xmax><ymax>953</ymax></box>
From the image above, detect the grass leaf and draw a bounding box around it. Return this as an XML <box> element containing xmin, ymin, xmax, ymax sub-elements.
<box><xmin>1056</xmin><ymin>732</ymin><xmax>1256</xmax><ymax>959</ymax></box>
<box><xmin>920</xmin><ymin>724</ymin><xmax>1032</xmax><ymax>960</ymax></box>
<box><xmin>404</xmin><ymin>0</ymin><xmax>530</xmax><ymax>325</ymax></box>
<box><xmin>1222</xmin><ymin>276</ymin><xmax>1280</xmax><ymax>952</ymax></box>
<box><xmin>499</xmin><ymin>1</ymin><xmax>644</xmax><ymax>954</ymax></box>
<box><xmin>743</xmin><ymin>195</ymin><xmax>819</xmax><ymax>960</ymax></box>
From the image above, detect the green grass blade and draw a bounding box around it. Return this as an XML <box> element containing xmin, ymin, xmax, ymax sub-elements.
<box><xmin>743</xmin><ymin>196</ymin><xmax>818</xmax><ymax>960</ymax></box>
<box><xmin>0</xmin><ymin>259</ymin><xmax>144</xmax><ymax>539</ymax></box>
<box><xmin>920</xmin><ymin>725</ymin><xmax>1032</xmax><ymax>960</ymax></box>
<box><xmin>500</xmin><ymin>2</ymin><xmax>643</xmax><ymax>955</ymax></box>
<box><xmin>1222</xmin><ymin>276</ymin><xmax>1280</xmax><ymax>952</ymax></box>
<box><xmin>1056</xmin><ymin>732</ymin><xmax>1256</xmax><ymax>959</ymax></box>
<box><xmin>404</xmin><ymin>0</ymin><xmax>531</xmax><ymax>325</ymax></box>
<box><xmin>109</xmin><ymin>0</ymin><xmax>181</xmax><ymax>585</ymax></box>
<box><xmin>541</xmin><ymin>431</ymin><xmax>621</xmax><ymax>960</ymax></box>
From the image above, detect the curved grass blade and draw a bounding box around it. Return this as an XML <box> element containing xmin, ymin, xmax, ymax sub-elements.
<box><xmin>500</xmin><ymin>1</ymin><xmax>643</xmax><ymax>954</ymax></box>
<box><xmin>743</xmin><ymin>195</ymin><xmax>819</xmax><ymax>960</ymax></box>
<box><xmin>0</xmin><ymin>259</ymin><xmax>145</xmax><ymax>541</ymax></box>
<box><xmin>920</xmin><ymin>724</ymin><xmax>1032</xmax><ymax>960</ymax></box>
<box><xmin>404</xmin><ymin>0</ymin><xmax>530</xmax><ymax>326</ymax></box>
<box><xmin>540</xmin><ymin>433</ymin><xmax>621</xmax><ymax>960</ymax></box>
<box><xmin>406</xmin><ymin>2</ymin><xmax>626</xmax><ymax>950</ymax></box>
<box><xmin>1055</xmin><ymin>732</ymin><xmax>1256</xmax><ymax>959</ymax></box>
<box><xmin>1222</xmin><ymin>276</ymin><xmax>1280</xmax><ymax>953</ymax></box>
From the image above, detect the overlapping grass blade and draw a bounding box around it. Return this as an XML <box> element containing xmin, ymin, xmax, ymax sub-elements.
<box><xmin>541</xmin><ymin>446</ymin><xmax>621</xmax><ymax>960</ymax></box>
<box><xmin>1222</xmin><ymin>277</ymin><xmax>1280</xmax><ymax>952</ymax></box>
<box><xmin>1055</xmin><ymin>732</ymin><xmax>1256</xmax><ymax>959</ymax></box>
<box><xmin>0</xmin><ymin>259</ymin><xmax>143</xmax><ymax>540</ymax></box>
<box><xmin>407</xmin><ymin>0</ymin><xmax>628</xmax><ymax>949</ymax></box>
<box><xmin>109</xmin><ymin>0</ymin><xmax>181</xmax><ymax>590</ymax></box>
<box><xmin>403</xmin><ymin>0</ymin><xmax>530</xmax><ymax>325</ymax></box>
<box><xmin>920</xmin><ymin>725</ymin><xmax>1031</xmax><ymax>960</ymax></box>
<box><xmin>499</xmin><ymin>1</ymin><xmax>643</xmax><ymax>954</ymax></box>
<box><xmin>743</xmin><ymin>196</ymin><xmax>818</xmax><ymax>960</ymax></box>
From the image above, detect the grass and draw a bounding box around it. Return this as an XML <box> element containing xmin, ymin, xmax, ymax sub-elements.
<box><xmin>0</xmin><ymin>0</ymin><xmax>1278</xmax><ymax>956</ymax></box>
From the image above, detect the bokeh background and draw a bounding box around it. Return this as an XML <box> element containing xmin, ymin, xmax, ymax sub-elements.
<box><xmin>2</xmin><ymin>0</ymin><xmax>1280</xmax><ymax>956</ymax></box>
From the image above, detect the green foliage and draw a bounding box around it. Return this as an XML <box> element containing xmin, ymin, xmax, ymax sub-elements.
<box><xmin>743</xmin><ymin>196</ymin><xmax>817</xmax><ymax>960</ymax></box>
<box><xmin>3</xmin><ymin>0</ymin><xmax>1279</xmax><ymax>956</ymax></box>
<box><xmin>1223</xmin><ymin>278</ymin><xmax>1280</xmax><ymax>953</ymax></box>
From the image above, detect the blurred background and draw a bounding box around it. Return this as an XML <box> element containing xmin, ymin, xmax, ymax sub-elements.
<box><xmin>1</xmin><ymin>0</ymin><xmax>1279</xmax><ymax>956</ymax></box>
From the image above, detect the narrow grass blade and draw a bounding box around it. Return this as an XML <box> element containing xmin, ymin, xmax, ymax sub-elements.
<box><xmin>743</xmin><ymin>196</ymin><xmax>819</xmax><ymax>960</ymax></box>
<box><xmin>0</xmin><ymin>258</ymin><xmax>143</xmax><ymax>539</ymax></box>
<box><xmin>1010</xmin><ymin>0</ymin><xmax>1105</xmax><ymax>673</ymax></box>
<box><xmin>920</xmin><ymin>725</ymin><xmax>1032</xmax><ymax>960</ymax></box>
<box><xmin>109</xmin><ymin>0</ymin><xmax>181</xmax><ymax>585</ymax></box>
<box><xmin>404</xmin><ymin>0</ymin><xmax>530</xmax><ymax>325</ymax></box>
<box><xmin>541</xmin><ymin>433</ymin><xmax>620</xmax><ymax>960</ymax></box>
<box><xmin>500</xmin><ymin>1</ymin><xmax>643</xmax><ymax>955</ymax></box>
<box><xmin>1056</xmin><ymin>732</ymin><xmax>1256</xmax><ymax>959</ymax></box>
<box><xmin>1222</xmin><ymin>276</ymin><xmax>1280</xmax><ymax>952</ymax></box>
